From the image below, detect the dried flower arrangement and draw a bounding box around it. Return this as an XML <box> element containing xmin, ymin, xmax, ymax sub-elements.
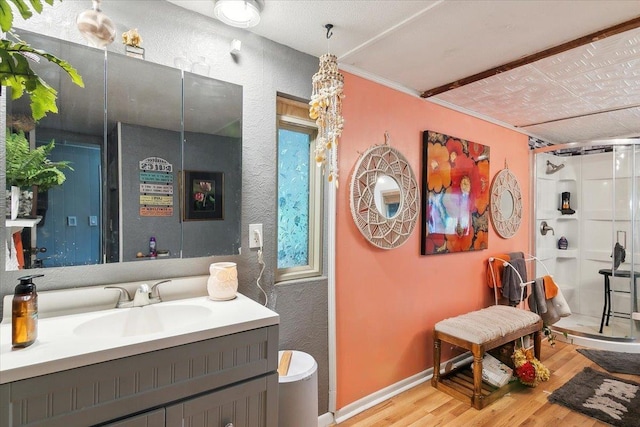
<box><xmin>512</xmin><ymin>347</ymin><xmax>550</xmax><ymax>387</ymax></box>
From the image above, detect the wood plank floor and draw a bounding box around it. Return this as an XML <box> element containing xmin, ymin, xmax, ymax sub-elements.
<box><xmin>334</xmin><ymin>341</ymin><xmax>639</xmax><ymax>426</ymax></box>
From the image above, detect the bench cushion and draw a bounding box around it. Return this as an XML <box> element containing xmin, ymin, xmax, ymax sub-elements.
<box><xmin>435</xmin><ymin>305</ymin><xmax>541</xmax><ymax>344</ymax></box>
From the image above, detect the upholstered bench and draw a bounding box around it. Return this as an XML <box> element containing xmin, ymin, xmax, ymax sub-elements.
<box><xmin>432</xmin><ymin>305</ymin><xmax>543</xmax><ymax>409</ymax></box>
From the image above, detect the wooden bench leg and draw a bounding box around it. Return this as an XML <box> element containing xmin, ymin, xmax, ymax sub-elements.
<box><xmin>432</xmin><ymin>337</ymin><xmax>441</xmax><ymax>386</ymax></box>
<box><xmin>472</xmin><ymin>343</ymin><xmax>483</xmax><ymax>409</ymax></box>
<box><xmin>533</xmin><ymin>329</ymin><xmax>542</xmax><ymax>360</ymax></box>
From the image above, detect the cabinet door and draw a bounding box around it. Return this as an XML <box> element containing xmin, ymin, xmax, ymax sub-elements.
<box><xmin>103</xmin><ymin>408</ymin><xmax>165</xmax><ymax>427</ymax></box>
<box><xmin>166</xmin><ymin>373</ymin><xmax>277</xmax><ymax>427</ymax></box>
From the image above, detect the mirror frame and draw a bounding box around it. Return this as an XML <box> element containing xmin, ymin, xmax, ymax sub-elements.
<box><xmin>349</xmin><ymin>143</ymin><xmax>420</xmax><ymax>249</ymax></box>
<box><xmin>489</xmin><ymin>167</ymin><xmax>523</xmax><ymax>238</ymax></box>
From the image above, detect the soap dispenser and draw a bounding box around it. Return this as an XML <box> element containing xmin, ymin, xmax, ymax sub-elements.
<box><xmin>12</xmin><ymin>274</ymin><xmax>43</xmax><ymax>348</ymax></box>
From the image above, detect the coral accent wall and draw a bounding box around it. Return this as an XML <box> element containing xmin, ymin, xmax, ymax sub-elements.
<box><xmin>335</xmin><ymin>72</ymin><xmax>531</xmax><ymax>409</ymax></box>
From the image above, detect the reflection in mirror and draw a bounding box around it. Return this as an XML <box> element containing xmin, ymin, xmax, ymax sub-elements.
<box><xmin>374</xmin><ymin>175</ymin><xmax>401</xmax><ymax>219</ymax></box>
<box><xmin>4</xmin><ymin>30</ymin><xmax>243</xmax><ymax>270</ymax></box>
<box><xmin>106</xmin><ymin>52</ymin><xmax>183</xmax><ymax>263</ymax></box>
<box><xmin>6</xmin><ymin>32</ymin><xmax>105</xmax><ymax>269</ymax></box>
<box><xmin>182</xmin><ymin>72</ymin><xmax>242</xmax><ymax>257</ymax></box>
<box><xmin>500</xmin><ymin>190</ymin><xmax>515</xmax><ymax>220</ymax></box>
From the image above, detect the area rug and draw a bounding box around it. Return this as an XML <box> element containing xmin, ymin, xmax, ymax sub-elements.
<box><xmin>548</xmin><ymin>367</ymin><xmax>640</xmax><ymax>427</ymax></box>
<box><xmin>577</xmin><ymin>348</ymin><xmax>640</xmax><ymax>375</ymax></box>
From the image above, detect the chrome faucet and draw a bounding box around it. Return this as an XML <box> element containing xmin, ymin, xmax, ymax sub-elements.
<box><xmin>540</xmin><ymin>221</ymin><xmax>555</xmax><ymax>236</ymax></box>
<box><xmin>150</xmin><ymin>279</ymin><xmax>171</xmax><ymax>302</ymax></box>
<box><xmin>105</xmin><ymin>286</ymin><xmax>132</xmax><ymax>308</ymax></box>
<box><xmin>107</xmin><ymin>280</ymin><xmax>171</xmax><ymax>308</ymax></box>
<box><xmin>132</xmin><ymin>283</ymin><xmax>152</xmax><ymax>307</ymax></box>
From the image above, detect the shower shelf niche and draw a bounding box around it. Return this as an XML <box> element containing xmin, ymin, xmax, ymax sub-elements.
<box><xmin>556</xmin><ymin>249</ymin><xmax>578</xmax><ymax>259</ymax></box>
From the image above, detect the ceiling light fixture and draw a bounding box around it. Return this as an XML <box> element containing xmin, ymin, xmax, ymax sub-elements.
<box><xmin>309</xmin><ymin>24</ymin><xmax>344</xmax><ymax>187</ymax></box>
<box><xmin>213</xmin><ymin>0</ymin><xmax>262</xmax><ymax>28</ymax></box>
<box><xmin>76</xmin><ymin>0</ymin><xmax>116</xmax><ymax>48</ymax></box>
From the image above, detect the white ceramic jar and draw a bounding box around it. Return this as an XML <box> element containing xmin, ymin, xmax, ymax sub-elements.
<box><xmin>207</xmin><ymin>262</ymin><xmax>238</xmax><ymax>300</ymax></box>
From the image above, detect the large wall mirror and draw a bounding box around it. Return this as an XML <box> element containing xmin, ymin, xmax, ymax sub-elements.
<box><xmin>5</xmin><ymin>30</ymin><xmax>242</xmax><ymax>270</ymax></box>
<box><xmin>349</xmin><ymin>142</ymin><xmax>420</xmax><ymax>249</ymax></box>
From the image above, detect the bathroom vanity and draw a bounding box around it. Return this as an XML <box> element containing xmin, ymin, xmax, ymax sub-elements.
<box><xmin>0</xmin><ymin>290</ymin><xmax>279</xmax><ymax>427</ymax></box>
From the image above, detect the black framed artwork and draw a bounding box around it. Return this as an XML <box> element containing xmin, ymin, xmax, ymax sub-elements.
<box><xmin>182</xmin><ymin>170</ymin><xmax>224</xmax><ymax>221</ymax></box>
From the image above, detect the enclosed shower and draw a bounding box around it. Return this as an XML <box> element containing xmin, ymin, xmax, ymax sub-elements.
<box><xmin>532</xmin><ymin>138</ymin><xmax>639</xmax><ymax>343</ymax></box>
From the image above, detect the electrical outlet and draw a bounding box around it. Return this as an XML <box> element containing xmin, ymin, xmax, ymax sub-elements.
<box><xmin>249</xmin><ymin>224</ymin><xmax>263</xmax><ymax>248</ymax></box>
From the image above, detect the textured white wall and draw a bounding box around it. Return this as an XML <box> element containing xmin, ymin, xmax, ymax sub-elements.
<box><xmin>1</xmin><ymin>0</ymin><xmax>329</xmax><ymax>414</ymax></box>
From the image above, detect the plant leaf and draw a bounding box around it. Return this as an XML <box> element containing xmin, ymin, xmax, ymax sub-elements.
<box><xmin>1</xmin><ymin>39</ymin><xmax>83</xmax><ymax>119</ymax></box>
<box><xmin>0</xmin><ymin>0</ymin><xmax>15</xmax><ymax>32</ymax></box>
<box><xmin>26</xmin><ymin>0</ymin><xmax>44</xmax><ymax>14</ymax></box>
<box><xmin>0</xmin><ymin>0</ymin><xmax>81</xmax><ymax>120</ymax></box>
<box><xmin>6</xmin><ymin>131</ymin><xmax>73</xmax><ymax>191</ymax></box>
<box><xmin>0</xmin><ymin>0</ymin><xmax>57</xmax><ymax>32</ymax></box>
<box><xmin>8</xmin><ymin>0</ymin><xmax>33</xmax><ymax>19</ymax></box>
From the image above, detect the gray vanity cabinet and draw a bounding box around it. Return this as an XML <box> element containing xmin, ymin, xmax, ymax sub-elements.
<box><xmin>165</xmin><ymin>373</ymin><xmax>278</xmax><ymax>427</ymax></box>
<box><xmin>0</xmin><ymin>326</ymin><xmax>278</xmax><ymax>427</ymax></box>
<box><xmin>104</xmin><ymin>409</ymin><xmax>165</xmax><ymax>427</ymax></box>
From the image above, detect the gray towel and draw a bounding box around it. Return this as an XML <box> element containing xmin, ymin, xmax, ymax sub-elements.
<box><xmin>502</xmin><ymin>253</ymin><xmax>528</xmax><ymax>304</ymax></box>
<box><xmin>528</xmin><ymin>277</ymin><xmax>547</xmax><ymax>315</ymax></box>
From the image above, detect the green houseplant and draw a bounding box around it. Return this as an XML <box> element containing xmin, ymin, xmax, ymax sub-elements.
<box><xmin>6</xmin><ymin>129</ymin><xmax>71</xmax><ymax>191</ymax></box>
<box><xmin>1</xmin><ymin>0</ymin><xmax>84</xmax><ymax>120</ymax></box>
<box><xmin>2</xmin><ymin>0</ymin><xmax>82</xmax><ymax>219</ymax></box>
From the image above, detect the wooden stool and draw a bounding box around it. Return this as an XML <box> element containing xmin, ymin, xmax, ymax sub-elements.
<box><xmin>432</xmin><ymin>305</ymin><xmax>543</xmax><ymax>409</ymax></box>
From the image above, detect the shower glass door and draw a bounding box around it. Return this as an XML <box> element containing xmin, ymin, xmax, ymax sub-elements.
<box><xmin>533</xmin><ymin>139</ymin><xmax>639</xmax><ymax>341</ymax></box>
<box><xmin>612</xmin><ymin>143</ymin><xmax>638</xmax><ymax>339</ymax></box>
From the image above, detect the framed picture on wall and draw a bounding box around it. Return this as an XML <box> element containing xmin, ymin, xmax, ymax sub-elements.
<box><xmin>181</xmin><ymin>170</ymin><xmax>224</xmax><ymax>221</ymax></box>
<box><xmin>420</xmin><ymin>130</ymin><xmax>490</xmax><ymax>255</ymax></box>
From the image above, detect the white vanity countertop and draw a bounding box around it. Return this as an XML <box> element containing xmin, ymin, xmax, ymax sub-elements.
<box><xmin>0</xmin><ymin>293</ymin><xmax>279</xmax><ymax>384</ymax></box>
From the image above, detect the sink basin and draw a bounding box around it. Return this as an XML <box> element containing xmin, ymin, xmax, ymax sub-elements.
<box><xmin>73</xmin><ymin>304</ymin><xmax>212</xmax><ymax>338</ymax></box>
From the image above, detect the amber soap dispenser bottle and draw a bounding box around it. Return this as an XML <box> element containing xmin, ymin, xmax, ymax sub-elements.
<box><xmin>12</xmin><ymin>274</ymin><xmax>43</xmax><ymax>348</ymax></box>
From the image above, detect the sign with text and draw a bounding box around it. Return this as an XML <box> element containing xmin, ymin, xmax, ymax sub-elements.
<box><xmin>140</xmin><ymin>172</ymin><xmax>174</xmax><ymax>183</ymax></box>
<box><xmin>140</xmin><ymin>195</ymin><xmax>173</xmax><ymax>206</ymax></box>
<box><xmin>139</xmin><ymin>157</ymin><xmax>174</xmax><ymax>217</ymax></box>
<box><xmin>140</xmin><ymin>206</ymin><xmax>174</xmax><ymax>217</ymax></box>
<box><xmin>139</xmin><ymin>157</ymin><xmax>173</xmax><ymax>172</ymax></box>
<box><xmin>140</xmin><ymin>183</ymin><xmax>174</xmax><ymax>194</ymax></box>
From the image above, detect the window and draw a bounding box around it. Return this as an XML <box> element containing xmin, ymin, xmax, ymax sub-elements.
<box><xmin>276</xmin><ymin>96</ymin><xmax>323</xmax><ymax>282</ymax></box>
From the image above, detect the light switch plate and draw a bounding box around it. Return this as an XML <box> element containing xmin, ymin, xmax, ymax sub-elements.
<box><xmin>89</xmin><ymin>216</ymin><xmax>98</xmax><ymax>226</ymax></box>
<box><xmin>67</xmin><ymin>216</ymin><xmax>77</xmax><ymax>226</ymax></box>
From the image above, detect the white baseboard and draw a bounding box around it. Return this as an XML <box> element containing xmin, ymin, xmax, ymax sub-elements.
<box><xmin>333</xmin><ymin>352</ymin><xmax>472</xmax><ymax>424</ymax></box>
<box><xmin>318</xmin><ymin>412</ymin><xmax>335</xmax><ymax>427</ymax></box>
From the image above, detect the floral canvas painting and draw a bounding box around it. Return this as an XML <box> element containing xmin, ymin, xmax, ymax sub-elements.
<box><xmin>182</xmin><ymin>170</ymin><xmax>224</xmax><ymax>221</ymax></box>
<box><xmin>421</xmin><ymin>131</ymin><xmax>490</xmax><ymax>255</ymax></box>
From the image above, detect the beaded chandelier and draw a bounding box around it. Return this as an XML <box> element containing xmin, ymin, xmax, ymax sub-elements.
<box><xmin>309</xmin><ymin>25</ymin><xmax>345</xmax><ymax>187</ymax></box>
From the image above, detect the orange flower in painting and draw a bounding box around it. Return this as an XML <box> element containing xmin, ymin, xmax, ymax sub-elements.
<box><xmin>474</xmin><ymin>230</ymin><xmax>488</xmax><ymax>250</ymax></box>
<box><xmin>449</xmin><ymin>154</ymin><xmax>475</xmax><ymax>193</ymax></box>
<box><xmin>427</xmin><ymin>142</ymin><xmax>451</xmax><ymax>193</ymax></box>
<box><xmin>474</xmin><ymin>159</ymin><xmax>490</xmax><ymax>214</ymax></box>
<box><xmin>446</xmin><ymin>224</ymin><xmax>474</xmax><ymax>252</ymax></box>
<box><xmin>446</xmin><ymin>138</ymin><xmax>464</xmax><ymax>163</ymax></box>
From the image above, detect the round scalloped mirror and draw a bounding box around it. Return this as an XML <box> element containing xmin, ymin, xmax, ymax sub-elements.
<box><xmin>350</xmin><ymin>143</ymin><xmax>420</xmax><ymax>249</ymax></box>
<box><xmin>489</xmin><ymin>167</ymin><xmax>522</xmax><ymax>238</ymax></box>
